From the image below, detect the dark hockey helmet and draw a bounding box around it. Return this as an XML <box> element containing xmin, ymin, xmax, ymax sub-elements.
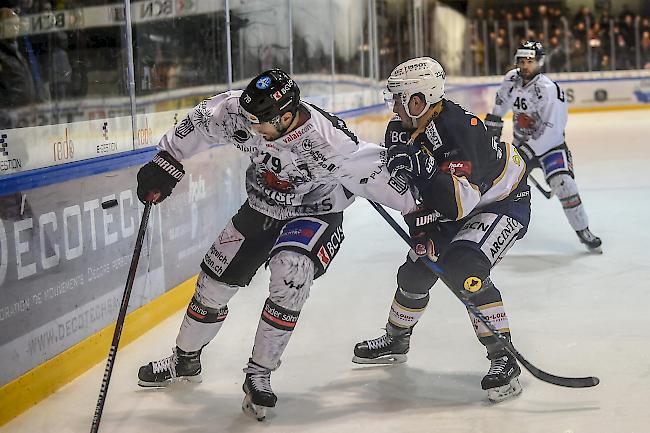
<box><xmin>239</xmin><ymin>69</ymin><xmax>300</xmax><ymax>124</ymax></box>
<box><xmin>514</xmin><ymin>40</ymin><xmax>546</xmax><ymax>67</ymax></box>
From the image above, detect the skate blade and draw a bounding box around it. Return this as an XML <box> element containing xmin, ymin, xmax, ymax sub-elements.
<box><xmin>137</xmin><ymin>374</ymin><xmax>202</xmax><ymax>388</ymax></box>
<box><xmin>587</xmin><ymin>245</ymin><xmax>603</xmax><ymax>254</ymax></box>
<box><xmin>242</xmin><ymin>394</ymin><xmax>268</xmax><ymax>421</ymax></box>
<box><xmin>352</xmin><ymin>354</ymin><xmax>407</xmax><ymax>365</ymax></box>
<box><xmin>486</xmin><ymin>378</ymin><xmax>522</xmax><ymax>403</ymax></box>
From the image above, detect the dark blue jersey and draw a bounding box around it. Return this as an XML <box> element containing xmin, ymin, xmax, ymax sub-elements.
<box><xmin>385</xmin><ymin>99</ymin><xmax>526</xmax><ymax>220</ymax></box>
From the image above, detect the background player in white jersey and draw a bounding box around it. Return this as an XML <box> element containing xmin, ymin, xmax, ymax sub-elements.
<box><xmin>484</xmin><ymin>41</ymin><xmax>602</xmax><ymax>253</ymax></box>
<box><xmin>135</xmin><ymin>69</ymin><xmax>415</xmax><ymax>420</ymax></box>
<box><xmin>352</xmin><ymin>58</ymin><xmax>530</xmax><ymax>403</ymax></box>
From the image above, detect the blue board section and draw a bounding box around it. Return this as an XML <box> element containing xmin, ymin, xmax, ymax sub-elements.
<box><xmin>0</xmin><ymin>147</ymin><xmax>157</xmax><ymax>196</ymax></box>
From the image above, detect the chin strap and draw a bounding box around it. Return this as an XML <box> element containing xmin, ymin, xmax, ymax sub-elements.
<box><xmin>409</xmin><ymin>100</ymin><xmax>444</xmax><ymax>134</ymax></box>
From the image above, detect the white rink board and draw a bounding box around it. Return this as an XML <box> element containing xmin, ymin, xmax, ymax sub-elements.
<box><xmin>447</xmin><ymin>70</ymin><xmax>650</xmax><ymax>115</ymax></box>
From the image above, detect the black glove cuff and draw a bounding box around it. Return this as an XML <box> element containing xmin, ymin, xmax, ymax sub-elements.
<box><xmin>404</xmin><ymin>207</ymin><xmax>440</xmax><ymax>235</ymax></box>
<box><xmin>484</xmin><ymin>113</ymin><xmax>504</xmax><ymax>129</ymax></box>
<box><xmin>153</xmin><ymin>150</ymin><xmax>185</xmax><ymax>181</ymax></box>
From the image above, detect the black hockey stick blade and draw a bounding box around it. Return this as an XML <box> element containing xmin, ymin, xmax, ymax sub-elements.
<box><xmin>528</xmin><ymin>173</ymin><xmax>553</xmax><ymax>199</ymax></box>
<box><xmin>90</xmin><ymin>201</ymin><xmax>154</xmax><ymax>433</ymax></box>
<box><xmin>368</xmin><ymin>200</ymin><xmax>599</xmax><ymax>388</ymax></box>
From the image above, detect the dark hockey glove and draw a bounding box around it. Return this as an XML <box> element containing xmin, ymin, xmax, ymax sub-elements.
<box><xmin>403</xmin><ymin>207</ymin><xmax>440</xmax><ymax>259</ymax></box>
<box><xmin>387</xmin><ymin>144</ymin><xmax>437</xmax><ymax>186</ymax></box>
<box><xmin>136</xmin><ymin>150</ymin><xmax>185</xmax><ymax>204</ymax></box>
<box><xmin>483</xmin><ymin>113</ymin><xmax>504</xmax><ymax>139</ymax></box>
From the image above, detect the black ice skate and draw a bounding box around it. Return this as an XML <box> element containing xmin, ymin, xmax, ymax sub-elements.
<box><xmin>242</xmin><ymin>359</ymin><xmax>277</xmax><ymax>421</ymax></box>
<box><xmin>352</xmin><ymin>324</ymin><xmax>411</xmax><ymax>364</ymax></box>
<box><xmin>576</xmin><ymin>228</ymin><xmax>602</xmax><ymax>253</ymax></box>
<box><xmin>481</xmin><ymin>351</ymin><xmax>522</xmax><ymax>403</ymax></box>
<box><xmin>137</xmin><ymin>347</ymin><xmax>202</xmax><ymax>387</ymax></box>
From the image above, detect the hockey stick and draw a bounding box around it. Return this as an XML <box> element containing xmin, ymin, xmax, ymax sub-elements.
<box><xmin>368</xmin><ymin>200</ymin><xmax>599</xmax><ymax>388</ymax></box>
<box><xmin>90</xmin><ymin>200</ymin><xmax>154</xmax><ymax>433</ymax></box>
<box><xmin>528</xmin><ymin>173</ymin><xmax>553</xmax><ymax>199</ymax></box>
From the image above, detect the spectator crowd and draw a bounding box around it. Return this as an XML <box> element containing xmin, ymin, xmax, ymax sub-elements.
<box><xmin>469</xmin><ymin>3</ymin><xmax>650</xmax><ymax>74</ymax></box>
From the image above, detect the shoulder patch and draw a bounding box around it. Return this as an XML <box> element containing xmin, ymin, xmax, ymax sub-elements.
<box><xmin>175</xmin><ymin>115</ymin><xmax>195</xmax><ymax>139</ymax></box>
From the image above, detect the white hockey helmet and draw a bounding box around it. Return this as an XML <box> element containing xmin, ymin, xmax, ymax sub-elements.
<box><xmin>385</xmin><ymin>57</ymin><xmax>445</xmax><ymax>122</ymax></box>
<box><xmin>514</xmin><ymin>40</ymin><xmax>545</xmax><ymax>67</ymax></box>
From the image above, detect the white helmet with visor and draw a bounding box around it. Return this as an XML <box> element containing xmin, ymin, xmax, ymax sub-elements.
<box><xmin>384</xmin><ymin>57</ymin><xmax>445</xmax><ymax>123</ymax></box>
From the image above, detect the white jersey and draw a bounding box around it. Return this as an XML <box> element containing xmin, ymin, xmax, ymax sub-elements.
<box><xmin>491</xmin><ymin>69</ymin><xmax>568</xmax><ymax>156</ymax></box>
<box><xmin>157</xmin><ymin>91</ymin><xmax>416</xmax><ymax>220</ymax></box>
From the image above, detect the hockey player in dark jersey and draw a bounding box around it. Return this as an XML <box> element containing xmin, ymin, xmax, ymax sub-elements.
<box><xmin>352</xmin><ymin>57</ymin><xmax>530</xmax><ymax>403</ymax></box>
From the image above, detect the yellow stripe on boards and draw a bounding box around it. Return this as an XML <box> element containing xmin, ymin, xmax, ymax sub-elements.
<box><xmin>0</xmin><ymin>275</ymin><xmax>197</xmax><ymax>427</ymax></box>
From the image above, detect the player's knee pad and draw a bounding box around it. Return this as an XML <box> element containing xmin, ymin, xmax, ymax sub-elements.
<box><xmin>389</xmin><ymin>257</ymin><xmax>435</xmax><ymax>329</ymax></box>
<box><xmin>467</xmin><ymin>277</ymin><xmax>502</xmax><ymax>305</ymax></box>
<box><xmin>397</xmin><ymin>257</ymin><xmax>438</xmax><ymax>296</ymax></box>
<box><xmin>194</xmin><ymin>270</ymin><xmax>240</xmax><ymax>309</ymax></box>
<box><xmin>268</xmin><ymin>250</ymin><xmax>314</xmax><ymax>311</ymax></box>
<box><xmin>177</xmin><ymin>276</ymin><xmax>232</xmax><ymax>352</ymax></box>
<box><xmin>440</xmin><ymin>246</ymin><xmax>491</xmax><ymax>296</ymax></box>
<box><xmin>549</xmin><ymin>173</ymin><xmax>578</xmax><ymax>198</ymax></box>
<box><xmin>549</xmin><ymin>173</ymin><xmax>582</xmax><ymax>209</ymax></box>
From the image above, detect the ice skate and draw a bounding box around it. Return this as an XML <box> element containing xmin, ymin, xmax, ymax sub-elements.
<box><xmin>576</xmin><ymin>228</ymin><xmax>602</xmax><ymax>253</ymax></box>
<box><xmin>241</xmin><ymin>359</ymin><xmax>276</xmax><ymax>421</ymax></box>
<box><xmin>137</xmin><ymin>347</ymin><xmax>202</xmax><ymax>387</ymax></box>
<box><xmin>352</xmin><ymin>324</ymin><xmax>411</xmax><ymax>364</ymax></box>
<box><xmin>481</xmin><ymin>351</ymin><xmax>522</xmax><ymax>403</ymax></box>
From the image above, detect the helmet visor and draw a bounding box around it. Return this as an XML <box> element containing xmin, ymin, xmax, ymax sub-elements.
<box><xmin>383</xmin><ymin>88</ymin><xmax>397</xmax><ymax>110</ymax></box>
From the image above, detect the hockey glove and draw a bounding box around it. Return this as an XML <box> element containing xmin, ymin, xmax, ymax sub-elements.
<box><xmin>136</xmin><ymin>150</ymin><xmax>185</xmax><ymax>204</ymax></box>
<box><xmin>483</xmin><ymin>113</ymin><xmax>504</xmax><ymax>139</ymax></box>
<box><xmin>403</xmin><ymin>207</ymin><xmax>440</xmax><ymax>260</ymax></box>
<box><xmin>386</xmin><ymin>144</ymin><xmax>437</xmax><ymax>186</ymax></box>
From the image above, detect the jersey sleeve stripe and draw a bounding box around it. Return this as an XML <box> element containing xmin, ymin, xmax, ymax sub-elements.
<box><xmin>452</xmin><ymin>175</ymin><xmax>464</xmax><ymax>219</ymax></box>
<box><xmin>491</xmin><ymin>143</ymin><xmax>511</xmax><ymax>189</ymax></box>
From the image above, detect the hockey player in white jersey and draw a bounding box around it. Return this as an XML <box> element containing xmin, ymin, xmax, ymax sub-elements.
<box><xmin>485</xmin><ymin>41</ymin><xmax>602</xmax><ymax>252</ymax></box>
<box><xmin>134</xmin><ymin>69</ymin><xmax>415</xmax><ymax>421</ymax></box>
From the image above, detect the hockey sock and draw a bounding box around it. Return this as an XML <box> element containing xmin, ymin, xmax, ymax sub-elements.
<box><xmin>465</xmin><ymin>279</ymin><xmax>511</xmax><ymax>352</ymax></box>
<box><xmin>176</xmin><ymin>272</ymin><xmax>239</xmax><ymax>352</ymax></box>
<box><xmin>388</xmin><ymin>287</ymin><xmax>429</xmax><ymax>330</ymax></box>
<box><xmin>549</xmin><ymin>174</ymin><xmax>589</xmax><ymax>231</ymax></box>
<box><xmin>252</xmin><ymin>251</ymin><xmax>313</xmax><ymax>369</ymax></box>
